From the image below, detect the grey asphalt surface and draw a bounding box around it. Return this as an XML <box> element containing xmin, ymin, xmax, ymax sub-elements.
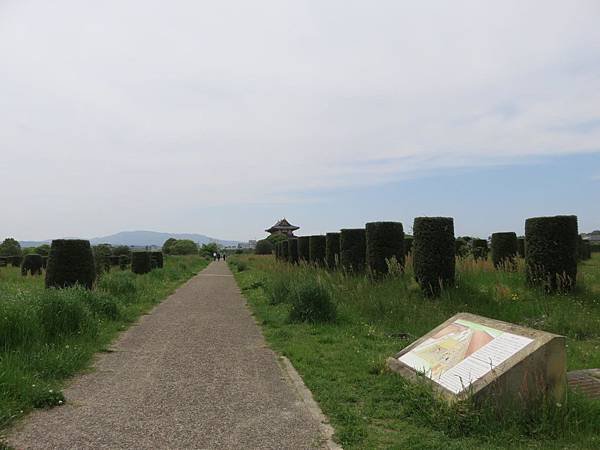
<box><xmin>7</xmin><ymin>261</ymin><xmax>323</xmax><ymax>449</ymax></box>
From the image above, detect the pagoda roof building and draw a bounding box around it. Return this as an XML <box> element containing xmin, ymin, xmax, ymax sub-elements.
<box><xmin>265</xmin><ymin>218</ymin><xmax>300</xmax><ymax>236</ymax></box>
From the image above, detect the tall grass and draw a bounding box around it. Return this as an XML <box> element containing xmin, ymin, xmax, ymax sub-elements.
<box><xmin>234</xmin><ymin>254</ymin><xmax>600</xmax><ymax>449</ymax></box>
<box><xmin>0</xmin><ymin>255</ymin><xmax>207</xmax><ymax>431</ymax></box>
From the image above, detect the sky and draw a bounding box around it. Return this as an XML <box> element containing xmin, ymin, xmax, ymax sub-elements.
<box><xmin>1</xmin><ymin>0</ymin><xmax>599</xmax><ymax>242</ymax></box>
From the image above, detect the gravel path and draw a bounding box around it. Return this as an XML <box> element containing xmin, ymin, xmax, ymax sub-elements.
<box><xmin>7</xmin><ymin>261</ymin><xmax>323</xmax><ymax>449</ymax></box>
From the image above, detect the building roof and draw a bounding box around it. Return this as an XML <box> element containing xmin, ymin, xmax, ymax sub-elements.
<box><xmin>265</xmin><ymin>218</ymin><xmax>300</xmax><ymax>233</ymax></box>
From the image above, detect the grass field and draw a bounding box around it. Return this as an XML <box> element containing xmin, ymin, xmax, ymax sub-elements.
<box><xmin>231</xmin><ymin>254</ymin><xmax>600</xmax><ymax>449</ymax></box>
<box><xmin>0</xmin><ymin>255</ymin><xmax>207</xmax><ymax>434</ymax></box>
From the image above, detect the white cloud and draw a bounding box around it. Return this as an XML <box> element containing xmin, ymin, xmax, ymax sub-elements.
<box><xmin>1</xmin><ymin>0</ymin><xmax>600</xmax><ymax>237</ymax></box>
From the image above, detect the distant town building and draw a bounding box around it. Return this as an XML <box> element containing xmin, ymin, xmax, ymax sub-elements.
<box><xmin>265</xmin><ymin>218</ymin><xmax>299</xmax><ymax>237</ymax></box>
<box><xmin>237</xmin><ymin>240</ymin><xmax>257</xmax><ymax>250</ymax></box>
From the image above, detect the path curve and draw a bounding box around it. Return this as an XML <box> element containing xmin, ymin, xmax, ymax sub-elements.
<box><xmin>7</xmin><ymin>261</ymin><xmax>323</xmax><ymax>449</ymax></box>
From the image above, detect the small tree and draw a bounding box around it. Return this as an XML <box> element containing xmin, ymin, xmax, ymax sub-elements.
<box><xmin>0</xmin><ymin>238</ymin><xmax>22</xmax><ymax>257</ymax></box>
<box><xmin>162</xmin><ymin>238</ymin><xmax>177</xmax><ymax>255</ymax></box>
<box><xmin>200</xmin><ymin>242</ymin><xmax>219</xmax><ymax>257</ymax></box>
<box><xmin>170</xmin><ymin>239</ymin><xmax>198</xmax><ymax>255</ymax></box>
<box><xmin>34</xmin><ymin>244</ymin><xmax>51</xmax><ymax>256</ymax></box>
<box><xmin>255</xmin><ymin>239</ymin><xmax>273</xmax><ymax>255</ymax></box>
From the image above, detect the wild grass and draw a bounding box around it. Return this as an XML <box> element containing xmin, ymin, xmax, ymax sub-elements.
<box><xmin>234</xmin><ymin>254</ymin><xmax>600</xmax><ymax>449</ymax></box>
<box><xmin>0</xmin><ymin>255</ymin><xmax>207</xmax><ymax>433</ymax></box>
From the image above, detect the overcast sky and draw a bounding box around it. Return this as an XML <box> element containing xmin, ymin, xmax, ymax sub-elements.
<box><xmin>1</xmin><ymin>0</ymin><xmax>599</xmax><ymax>241</ymax></box>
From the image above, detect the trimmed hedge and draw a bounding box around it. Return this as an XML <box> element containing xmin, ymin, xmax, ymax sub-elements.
<box><xmin>42</xmin><ymin>255</ymin><xmax>48</xmax><ymax>269</ymax></box>
<box><xmin>339</xmin><ymin>229</ymin><xmax>366</xmax><ymax>272</ymax></box>
<box><xmin>131</xmin><ymin>251</ymin><xmax>152</xmax><ymax>274</ymax></box>
<box><xmin>455</xmin><ymin>238</ymin><xmax>469</xmax><ymax>257</ymax></box>
<box><xmin>9</xmin><ymin>255</ymin><xmax>23</xmax><ymax>267</ymax></box>
<box><xmin>325</xmin><ymin>232</ymin><xmax>340</xmax><ymax>269</ymax></box>
<box><xmin>491</xmin><ymin>232</ymin><xmax>518</xmax><ymax>270</ymax></box>
<box><xmin>255</xmin><ymin>239</ymin><xmax>274</xmax><ymax>255</ymax></box>
<box><xmin>309</xmin><ymin>235</ymin><xmax>326</xmax><ymax>266</ymax></box>
<box><xmin>298</xmin><ymin>236</ymin><xmax>310</xmax><ymax>262</ymax></box>
<box><xmin>118</xmin><ymin>255</ymin><xmax>129</xmax><ymax>270</ymax></box>
<box><xmin>21</xmin><ymin>254</ymin><xmax>43</xmax><ymax>276</ymax></box>
<box><xmin>281</xmin><ymin>240</ymin><xmax>289</xmax><ymax>262</ymax></box>
<box><xmin>45</xmin><ymin>239</ymin><xmax>96</xmax><ymax>289</ymax></box>
<box><xmin>472</xmin><ymin>239</ymin><xmax>488</xmax><ymax>261</ymax></box>
<box><xmin>413</xmin><ymin>217</ymin><xmax>455</xmax><ymax>297</ymax></box>
<box><xmin>517</xmin><ymin>238</ymin><xmax>526</xmax><ymax>258</ymax></box>
<box><xmin>150</xmin><ymin>251</ymin><xmax>164</xmax><ymax>269</ymax></box>
<box><xmin>109</xmin><ymin>255</ymin><xmax>121</xmax><ymax>266</ymax></box>
<box><xmin>288</xmin><ymin>238</ymin><xmax>299</xmax><ymax>264</ymax></box>
<box><xmin>578</xmin><ymin>236</ymin><xmax>591</xmax><ymax>261</ymax></box>
<box><xmin>525</xmin><ymin>215</ymin><xmax>578</xmax><ymax>292</ymax></box>
<box><xmin>0</xmin><ymin>257</ymin><xmax>7</xmax><ymax>267</ymax></box>
<box><xmin>365</xmin><ymin>221</ymin><xmax>404</xmax><ymax>276</ymax></box>
<box><xmin>404</xmin><ymin>237</ymin><xmax>413</xmax><ymax>256</ymax></box>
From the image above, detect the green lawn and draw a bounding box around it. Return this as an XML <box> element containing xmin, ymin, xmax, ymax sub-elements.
<box><xmin>231</xmin><ymin>254</ymin><xmax>600</xmax><ymax>449</ymax></box>
<box><xmin>0</xmin><ymin>255</ymin><xmax>207</xmax><ymax>434</ymax></box>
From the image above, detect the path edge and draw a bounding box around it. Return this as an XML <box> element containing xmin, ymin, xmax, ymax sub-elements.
<box><xmin>278</xmin><ymin>356</ymin><xmax>343</xmax><ymax>450</ymax></box>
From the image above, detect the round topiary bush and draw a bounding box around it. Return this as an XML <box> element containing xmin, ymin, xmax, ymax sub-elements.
<box><xmin>298</xmin><ymin>236</ymin><xmax>310</xmax><ymax>262</ymax></box>
<box><xmin>491</xmin><ymin>232</ymin><xmax>518</xmax><ymax>270</ymax></box>
<box><xmin>365</xmin><ymin>222</ymin><xmax>404</xmax><ymax>276</ymax></box>
<box><xmin>281</xmin><ymin>240</ymin><xmax>289</xmax><ymax>262</ymax></box>
<box><xmin>471</xmin><ymin>239</ymin><xmax>488</xmax><ymax>261</ymax></box>
<box><xmin>525</xmin><ymin>215</ymin><xmax>578</xmax><ymax>292</ymax></box>
<box><xmin>404</xmin><ymin>237</ymin><xmax>413</xmax><ymax>256</ymax></box>
<box><xmin>45</xmin><ymin>239</ymin><xmax>96</xmax><ymax>289</ymax></box>
<box><xmin>21</xmin><ymin>254</ymin><xmax>43</xmax><ymax>276</ymax></box>
<box><xmin>131</xmin><ymin>251</ymin><xmax>152</xmax><ymax>275</ymax></box>
<box><xmin>309</xmin><ymin>235</ymin><xmax>326</xmax><ymax>266</ymax></box>
<box><xmin>413</xmin><ymin>217</ymin><xmax>455</xmax><ymax>297</ymax></box>
<box><xmin>340</xmin><ymin>229</ymin><xmax>366</xmax><ymax>272</ymax></box>
<box><xmin>517</xmin><ymin>237</ymin><xmax>526</xmax><ymax>258</ymax></box>
<box><xmin>325</xmin><ymin>232</ymin><xmax>340</xmax><ymax>269</ymax></box>
<box><xmin>288</xmin><ymin>238</ymin><xmax>299</xmax><ymax>264</ymax></box>
<box><xmin>150</xmin><ymin>251</ymin><xmax>164</xmax><ymax>269</ymax></box>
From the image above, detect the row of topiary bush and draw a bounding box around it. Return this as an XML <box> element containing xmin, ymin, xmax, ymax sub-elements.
<box><xmin>274</xmin><ymin>215</ymin><xmax>581</xmax><ymax>296</ymax></box>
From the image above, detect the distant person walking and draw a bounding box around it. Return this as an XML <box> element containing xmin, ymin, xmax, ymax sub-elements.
<box><xmin>217</xmin><ymin>253</ymin><xmax>221</xmax><ymax>261</ymax></box>
<box><xmin>213</xmin><ymin>252</ymin><xmax>217</xmax><ymax>261</ymax></box>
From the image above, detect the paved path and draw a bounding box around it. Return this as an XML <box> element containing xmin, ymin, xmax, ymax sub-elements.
<box><xmin>7</xmin><ymin>261</ymin><xmax>323</xmax><ymax>449</ymax></box>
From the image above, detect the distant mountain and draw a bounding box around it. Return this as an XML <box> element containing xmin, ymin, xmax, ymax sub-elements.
<box><xmin>20</xmin><ymin>230</ymin><xmax>240</xmax><ymax>248</ymax></box>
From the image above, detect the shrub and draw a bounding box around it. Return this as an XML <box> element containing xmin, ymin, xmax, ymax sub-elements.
<box><xmin>288</xmin><ymin>279</ymin><xmax>336</xmax><ymax>323</ymax></box>
<box><xmin>150</xmin><ymin>251</ymin><xmax>164</xmax><ymax>269</ymax></box>
<box><xmin>236</xmin><ymin>260</ymin><xmax>248</xmax><ymax>272</ymax></box>
<box><xmin>34</xmin><ymin>244</ymin><xmax>51</xmax><ymax>256</ymax></box>
<box><xmin>404</xmin><ymin>237</ymin><xmax>413</xmax><ymax>256</ymax></box>
<box><xmin>298</xmin><ymin>236</ymin><xmax>310</xmax><ymax>262</ymax></box>
<box><xmin>325</xmin><ymin>232</ymin><xmax>340</xmax><ymax>269</ymax></box>
<box><xmin>517</xmin><ymin>237</ymin><xmax>526</xmax><ymax>258</ymax></box>
<box><xmin>0</xmin><ymin>256</ymin><xmax>7</xmax><ymax>267</ymax></box>
<box><xmin>491</xmin><ymin>232</ymin><xmax>518</xmax><ymax>270</ymax></box>
<box><xmin>0</xmin><ymin>237</ymin><xmax>22</xmax><ymax>257</ymax></box>
<box><xmin>340</xmin><ymin>228</ymin><xmax>366</xmax><ymax>272</ymax></box>
<box><xmin>365</xmin><ymin>221</ymin><xmax>405</xmax><ymax>276</ymax></box>
<box><xmin>525</xmin><ymin>215</ymin><xmax>578</xmax><ymax>293</ymax></box>
<box><xmin>255</xmin><ymin>239</ymin><xmax>274</xmax><ymax>255</ymax></box>
<box><xmin>109</xmin><ymin>255</ymin><xmax>121</xmax><ymax>266</ymax></box>
<box><xmin>131</xmin><ymin>251</ymin><xmax>152</xmax><ymax>274</ymax></box>
<box><xmin>45</xmin><ymin>239</ymin><xmax>96</xmax><ymax>290</ymax></box>
<box><xmin>112</xmin><ymin>245</ymin><xmax>131</xmax><ymax>257</ymax></box>
<box><xmin>274</xmin><ymin>241</ymin><xmax>280</xmax><ymax>260</ymax></box>
<box><xmin>162</xmin><ymin>238</ymin><xmax>177</xmax><ymax>255</ymax></box>
<box><xmin>42</xmin><ymin>255</ymin><xmax>48</xmax><ymax>268</ymax></box>
<box><xmin>413</xmin><ymin>217</ymin><xmax>455</xmax><ymax>297</ymax></box>
<box><xmin>21</xmin><ymin>254</ymin><xmax>43</xmax><ymax>276</ymax></box>
<box><xmin>309</xmin><ymin>235</ymin><xmax>326</xmax><ymax>266</ymax></box>
<box><xmin>288</xmin><ymin>238</ymin><xmax>299</xmax><ymax>264</ymax></box>
<box><xmin>471</xmin><ymin>239</ymin><xmax>488</xmax><ymax>261</ymax></box>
